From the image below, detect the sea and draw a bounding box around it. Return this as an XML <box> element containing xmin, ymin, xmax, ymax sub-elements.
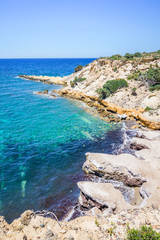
<box><xmin>0</xmin><ymin>58</ymin><xmax>127</xmax><ymax>223</ymax></box>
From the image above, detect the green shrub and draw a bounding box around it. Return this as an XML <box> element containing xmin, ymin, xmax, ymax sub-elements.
<box><xmin>97</xmin><ymin>79</ymin><xmax>128</xmax><ymax>99</ymax></box>
<box><xmin>138</xmin><ymin>67</ymin><xmax>160</xmax><ymax>87</ymax></box>
<box><xmin>157</xmin><ymin>50</ymin><xmax>160</xmax><ymax>54</ymax></box>
<box><xmin>126</xmin><ymin>225</ymin><xmax>160</xmax><ymax>240</ymax></box>
<box><xmin>74</xmin><ymin>65</ymin><xmax>83</xmax><ymax>72</ymax></box>
<box><xmin>96</xmin><ymin>88</ymin><xmax>110</xmax><ymax>99</ymax></box>
<box><xmin>133</xmin><ymin>52</ymin><xmax>142</xmax><ymax>57</ymax></box>
<box><xmin>145</xmin><ymin>106</ymin><xmax>154</xmax><ymax>111</ymax></box>
<box><xmin>149</xmin><ymin>84</ymin><xmax>160</xmax><ymax>91</ymax></box>
<box><xmin>127</xmin><ymin>70</ymin><xmax>141</xmax><ymax>80</ymax></box>
<box><xmin>109</xmin><ymin>54</ymin><xmax>122</xmax><ymax>60</ymax></box>
<box><xmin>146</xmin><ymin>68</ymin><xmax>160</xmax><ymax>85</ymax></box>
<box><xmin>70</xmin><ymin>76</ymin><xmax>86</xmax><ymax>87</ymax></box>
<box><xmin>132</xmin><ymin>88</ymin><xmax>137</xmax><ymax>96</ymax></box>
<box><xmin>124</xmin><ymin>53</ymin><xmax>134</xmax><ymax>59</ymax></box>
<box><xmin>74</xmin><ymin>77</ymin><xmax>86</xmax><ymax>83</ymax></box>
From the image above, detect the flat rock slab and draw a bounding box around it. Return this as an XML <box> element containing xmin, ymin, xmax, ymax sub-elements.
<box><xmin>77</xmin><ymin>181</ymin><xmax>130</xmax><ymax>212</ymax></box>
<box><xmin>136</xmin><ymin>130</ymin><xmax>160</xmax><ymax>141</ymax></box>
<box><xmin>131</xmin><ymin>137</ymin><xmax>160</xmax><ymax>160</ymax></box>
<box><xmin>83</xmin><ymin>153</ymin><xmax>147</xmax><ymax>187</ymax></box>
<box><xmin>82</xmin><ymin>129</ymin><xmax>160</xmax><ymax>208</ymax></box>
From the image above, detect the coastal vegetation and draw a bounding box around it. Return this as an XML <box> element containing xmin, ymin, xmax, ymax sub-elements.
<box><xmin>70</xmin><ymin>76</ymin><xmax>86</xmax><ymax>87</ymax></box>
<box><xmin>126</xmin><ymin>225</ymin><xmax>160</xmax><ymax>240</ymax></box>
<box><xmin>145</xmin><ymin>106</ymin><xmax>154</xmax><ymax>111</ymax></box>
<box><xmin>127</xmin><ymin>67</ymin><xmax>160</xmax><ymax>91</ymax></box>
<box><xmin>74</xmin><ymin>64</ymin><xmax>83</xmax><ymax>72</ymax></box>
<box><xmin>100</xmin><ymin>49</ymin><xmax>160</xmax><ymax>61</ymax></box>
<box><xmin>131</xmin><ymin>87</ymin><xmax>137</xmax><ymax>96</ymax></box>
<box><xmin>138</xmin><ymin>67</ymin><xmax>160</xmax><ymax>91</ymax></box>
<box><xmin>96</xmin><ymin>79</ymin><xmax>128</xmax><ymax>99</ymax></box>
<box><xmin>127</xmin><ymin>70</ymin><xmax>141</xmax><ymax>80</ymax></box>
<box><xmin>109</xmin><ymin>54</ymin><xmax>122</xmax><ymax>60</ymax></box>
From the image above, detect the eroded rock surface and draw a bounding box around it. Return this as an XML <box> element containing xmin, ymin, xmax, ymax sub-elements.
<box><xmin>56</xmin><ymin>88</ymin><xmax>160</xmax><ymax>129</ymax></box>
<box><xmin>83</xmin><ymin>152</ymin><xmax>147</xmax><ymax>187</ymax></box>
<box><xmin>81</xmin><ymin>130</ymin><xmax>160</xmax><ymax>211</ymax></box>
<box><xmin>1</xmin><ymin>207</ymin><xmax>160</xmax><ymax>240</ymax></box>
<box><xmin>78</xmin><ymin>181</ymin><xmax>130</xmax><ymax>213</ymax></box>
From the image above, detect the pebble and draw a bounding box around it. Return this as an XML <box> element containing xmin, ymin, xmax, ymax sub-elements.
<box><xmin>60</xmin><ymin>229</ymin><xmax>66</xmax><ymax>234</ymax></box>
<box><xmin>145</xmin><ymin>218</ymin><xmax>151</xmax><ymax>225</ymax></box>
<box><xmin>40</xmin><ymin>224</ymin><xmax>45</xmax><ymax>228</ymax></box>
<box><xmin>69</xmin><ymin>236</ymin><xmax>74</xmax><ymax>240</ymax></box>
<box><xmin>45</xmin><ymin>230</ymin><xmax>54</xmax><ymax>238</ymax></box>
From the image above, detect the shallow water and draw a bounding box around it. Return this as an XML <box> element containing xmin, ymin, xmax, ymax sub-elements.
<box><xmin>0</xmin><ymin>59</ymin><xmax>124</xmax><ymax>222</ymax></box>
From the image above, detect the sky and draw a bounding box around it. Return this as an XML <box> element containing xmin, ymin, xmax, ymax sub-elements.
<box><xmin>0</xmin><ymin>0</ymin><xmax>160</xmax><ymax>58</ymax></box>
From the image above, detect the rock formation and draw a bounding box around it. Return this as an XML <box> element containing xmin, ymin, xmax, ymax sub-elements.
<box><xmin>76</xmin><ymin>129</ymin><xmax>160</xmax><ymax>218</ymax></box>
<box><xmin>19</xmin><ymin>56</ymin><xmax>160</xmax><ymax>129</ymax></box>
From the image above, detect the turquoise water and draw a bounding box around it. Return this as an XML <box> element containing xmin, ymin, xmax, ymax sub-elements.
<box><xmin>0</xmin><ymin>59</ymin><xmax>123</xmax><ymax>222</ymax></box>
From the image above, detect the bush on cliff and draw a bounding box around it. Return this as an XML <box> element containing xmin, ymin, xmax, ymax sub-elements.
<box><xmin>133</xmin><ymin>52</ymin><xmax>142</xmax><ymax>57</ymax></box>
<box><xmin>74</xmin><ymin>65</ymin><xmax>83</xmax><ymax>72</ymax></box>
<box><xmin>149</xmin><ymin>84</ymin><xmax>160</xmax><ymax>91</ymax></box>
<box><xmin>124</xmin><ymin>53</ymin><xmax>134</xmax><ymax>59</ymax></box>
<box><xmin>109</xmin><ymin>54</ymin><xmax>122</xmax><ymax>60</ymax></box>
<box><xmin>145</xmin><ymin>67</ymin><xmax>160</xmax><ymax>85</ymax></box>
<box><xmin>138</xmin><ymin>67</ymin><xmax>160</xmax><ymax>88</ymax></box>
<box><xmin>127</xmin><ymin>70</ymin><xmax>141</xmax><ymax>80</ymax></box>
<box><xmin>97</xmin><ymin>79</ymin><xmax>128</xmax><ymax>99</ymax></box>
<box><xmin>126</xmin><ymin>225</ymin><xmax>160</xmax><ymax>240</ymax></box>
<box><xmin>70</xmin><ymin>77</ymin><xmax>86</xmax><ymax>87</ymax></box>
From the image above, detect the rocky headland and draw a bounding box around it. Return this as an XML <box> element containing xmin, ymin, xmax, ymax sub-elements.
<box><xmin>1</xmin><ymin>52</ymin><xmax>159</xmax><ymax>239</ymax></box>
<box><xmin>19</xmin><ymin>53</ymin><xmax>160</xmax><ymax>129</ymax></box>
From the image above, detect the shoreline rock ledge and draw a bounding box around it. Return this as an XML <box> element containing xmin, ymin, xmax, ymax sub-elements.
<box><xmin>76</xmin><ymin>129</ymin><xmax>160</xmax><ymax>217</ymax></box>
<box><xmin>19</xmin><ymin>74</ymin><xmax>67</xmax><ymax>85</ymax></box>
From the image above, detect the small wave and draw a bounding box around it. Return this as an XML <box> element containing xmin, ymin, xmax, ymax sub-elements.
<box><xmin>113</xmin><ymin>122</ymin><xmax>137</xmax><ymax>154</ymax></box>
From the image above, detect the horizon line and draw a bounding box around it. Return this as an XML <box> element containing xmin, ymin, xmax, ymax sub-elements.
<box><xmin>0</xmin><ymin>57</ymin><xmax>98</xmax><ymax>59</ymax></box>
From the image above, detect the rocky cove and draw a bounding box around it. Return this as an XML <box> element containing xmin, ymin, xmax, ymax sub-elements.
<box><xmin>1</xmin><ymin>57</ymin><xmax>160</xmax><ymax>240</ymax></box>
<box><xmin>1</xmin><ymin>129</ymin><xmax>160</xmax><ymax>240</ymax></box>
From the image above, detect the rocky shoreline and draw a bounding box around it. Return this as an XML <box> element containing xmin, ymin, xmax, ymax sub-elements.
<box><xmin>19</xmin><ymin>75</ymin><xmax>67</xmax><ymax>86</ymax></box>
<box><xmin>19</xmin><ymin>74</ymin><xmax>160</xmax><ymax>130</ymax></box>
<box><xmin>1</xmin><ymin>58</ymin><xmax>159</xmax><ymax>239</ymax></box>
<box><xmin>1</xmin><ymin>129</ymin><xmax>160</xmax><ymax>239</ymax></box>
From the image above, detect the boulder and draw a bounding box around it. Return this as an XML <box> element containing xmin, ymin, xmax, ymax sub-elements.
<box><xmin>77</xmin><ymin>181</ymin><xmax>130</xmax><ymax>212</ymax></box>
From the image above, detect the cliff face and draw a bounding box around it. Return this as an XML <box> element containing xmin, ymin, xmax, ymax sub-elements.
<box><xmin>19</xmin><ymin>57</ymin><xmax>160</xmax><ymax>128</ymax></box>
<box><xmin>64</xmin><ymin>58</ymin><xmax>159</xmax><ymax>90</ymax></box>
<box><xmin>60</xmin><ymin>57</ymin><xmax>160</xmax><ymax>124</ymax></box>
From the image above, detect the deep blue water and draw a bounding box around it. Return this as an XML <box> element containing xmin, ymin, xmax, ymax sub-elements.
<box><xmin>0</xmin><ymin>59</ymin><xmax>123</xmax><ymax>222</ymax></box>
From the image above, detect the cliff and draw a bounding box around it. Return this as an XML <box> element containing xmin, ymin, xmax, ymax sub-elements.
<box><xmin>19</xmin><ymin>54</ymin><xmax>160</xmax><ymax>129</ymax></box>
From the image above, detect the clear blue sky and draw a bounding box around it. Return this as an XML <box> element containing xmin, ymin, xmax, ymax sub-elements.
<box><xmin>0</xmin><ymin>0</ymin><xmax>160</xmax><ymax>58</ymax></box>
